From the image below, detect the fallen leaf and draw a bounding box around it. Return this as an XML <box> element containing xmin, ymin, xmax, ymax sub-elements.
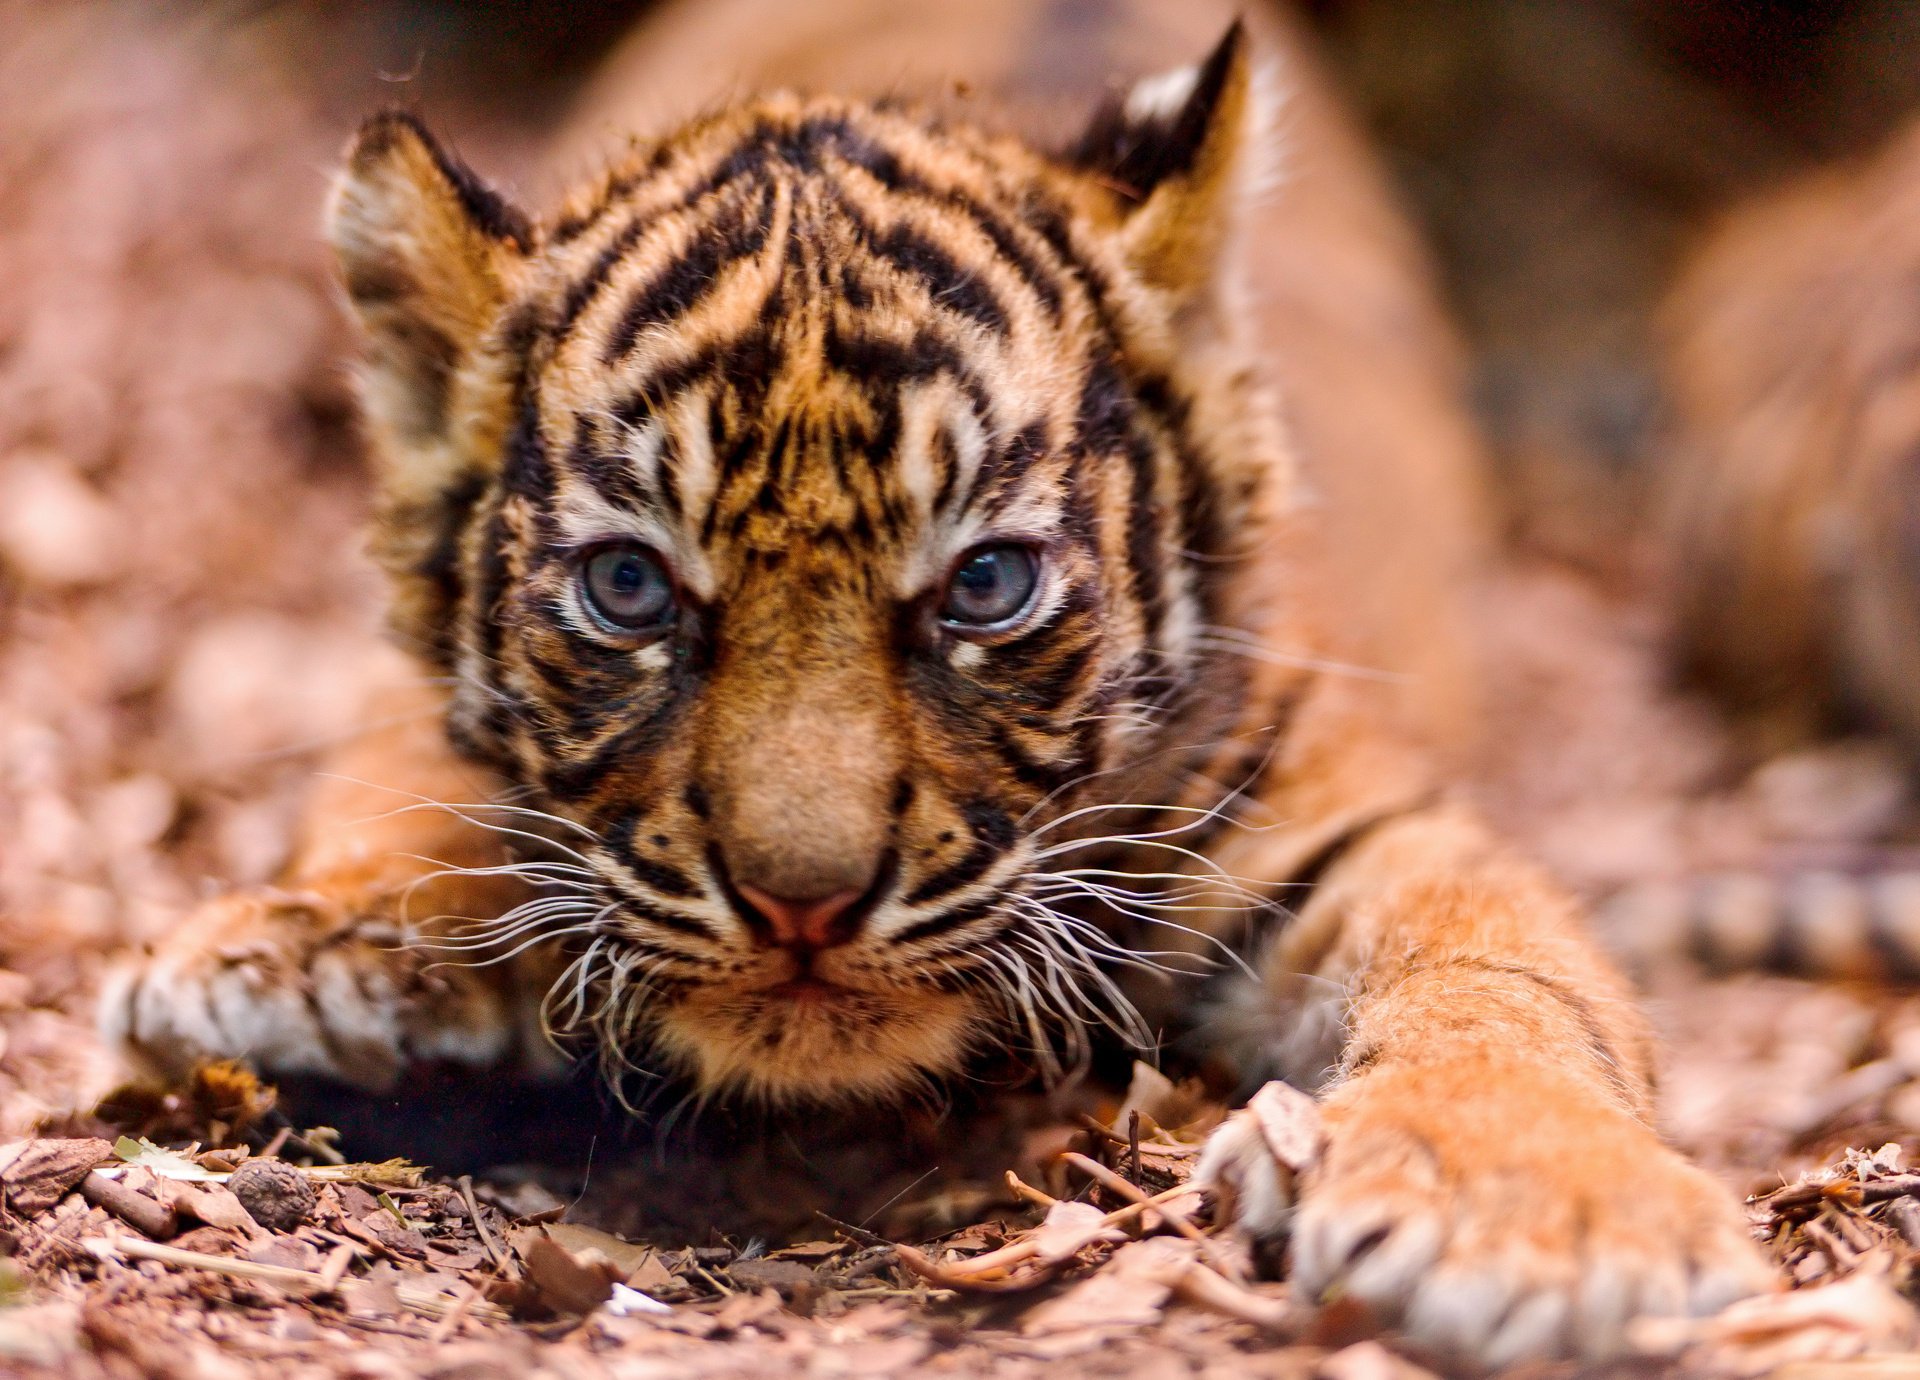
<box><xmin>513</xmin><ymin>1222</ymin><xmax>655</xmax><ymax>1278</ymax></box>
<box><xmin>1019</xmin><ymin>1238</ymin><xmax>1197</xmax><ymax>1335</ymax></box>
<box><xmin>111</xmin><ymin>1137</ymin><xmax>215</xmax><ymax>1182</ymax></box>
<box><xmin>519</xmin><ymin>1227</ymin><xmax>623</xmax><ymax>1315</ymax></box>
<box><xmin>164</xmin><ymin>1183</ymin><xmax>258</xmax><ymax>1234</ymax></box>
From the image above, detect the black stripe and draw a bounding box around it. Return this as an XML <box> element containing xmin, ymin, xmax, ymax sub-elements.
<box><xmin>903</xmin><ymin>799</ymin><xmax>1016</xmax><ymax>906</ymax></box>
<box><xmin>865</xmin><ymin>220</ymin><xmax>1009</xmax><ymax>334</ymax></box>
<box><xmin>602</xmin><ymin>811</ymin><xmax>702</xmax><ymax>899</ymax></box>
<box><xmin>603</xmin><ymin>182</ymin><xmax>777</xmax><ymax>363</ymax></box>
<box><xmin>890</xmin><ymin>895</ymin><xmax>1004</xmax><ymax>949</ymax></box>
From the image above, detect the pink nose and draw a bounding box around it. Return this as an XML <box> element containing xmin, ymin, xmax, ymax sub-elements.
<box><xmin>733</xmin><ymin>884</ymin><xmax>865</xmax><ymax>951</ymax></box>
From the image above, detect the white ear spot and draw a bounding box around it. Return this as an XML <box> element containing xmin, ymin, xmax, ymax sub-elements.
<box><xmin>1126</xmin><ymin>65</ymin><xmax>1202</xmax><ymax>124</ymax></box>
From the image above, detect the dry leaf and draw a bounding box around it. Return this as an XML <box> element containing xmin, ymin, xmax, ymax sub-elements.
<box><xmin>519</xmin><ymin>1228</ymin><xmax>623</xmax><ymax>1315</ymax></box>
<box><xmin>1019</xmin><ymin>1238</ymin><xmax>1196</xmax><ymax>1335</ymax></box>
<box><xmin>516</xmin><ymin>1222</ymin><xmax>656</xmax><ymax>1278</ymax></box>
<box><xmin>165</xmin><ymin>1183</ymin><xmax>259</xmax><ymax>1235</ymax></box>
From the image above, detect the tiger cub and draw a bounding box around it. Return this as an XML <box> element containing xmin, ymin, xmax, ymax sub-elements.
<box><xmin>1663</xmin><ymin>117</ymin><xmax>1920</xmax><ymax>763</ymax></box>
<box><xmin>102</xmin><ymin>0</ymin><xmax>1770</xmax><ymax>1364</ymax></box>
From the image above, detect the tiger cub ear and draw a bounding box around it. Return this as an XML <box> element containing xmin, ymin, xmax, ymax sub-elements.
<box><xmin>1067</xmin><ymin>21</ymin><xmax>1260</xmax><ymax>316</ymax></box>
<box><xmin>326</xmin><ymin>111</ymin><xmax>532</xmax><ymax>465</ymax></box>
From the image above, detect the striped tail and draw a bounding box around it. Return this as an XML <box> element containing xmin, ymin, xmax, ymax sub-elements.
<box><xmin>1603</xmin><ymin>871</ymin><xmax>1920</xmax><ymax>982</ymax></box>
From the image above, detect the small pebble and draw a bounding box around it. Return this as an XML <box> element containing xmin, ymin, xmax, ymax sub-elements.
<box><xmin>228</xmin><ymin>1158</ymin><xmax>316</xmax><ymax>1232</ymax></box>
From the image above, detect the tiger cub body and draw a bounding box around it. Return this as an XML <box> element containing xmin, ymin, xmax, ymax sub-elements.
<box><xmin>102</xmin><ymin>0</ymin><xmax>1769</xmax><ymax>1364</ymax></box>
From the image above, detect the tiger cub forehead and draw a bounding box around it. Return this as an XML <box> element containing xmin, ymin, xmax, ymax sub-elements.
<box><xmin>329</xmin><ymin>23</ymin><xmax>1265</xmax><ymax>683</ymax></box>
<box><xmin>517</xmin><ymin>96</ymin><xmax>1129</xmax><ymax>602</ymax></box>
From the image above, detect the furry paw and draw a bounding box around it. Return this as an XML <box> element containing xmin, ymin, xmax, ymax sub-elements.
<box><xmin>100</xmin><ymin>887</ymin><xmax>520</xmax><ymax>1091</ymax></box>
<box><xmin>1201</xmin><ymin>1068</ymin><xmax>1775</xmax><ymax>1368</ymax></box>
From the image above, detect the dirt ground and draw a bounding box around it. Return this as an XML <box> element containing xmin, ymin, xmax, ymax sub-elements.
<box><xmin>8</xmin><ymin>2</ymin><xmax>1920</xmax><ymax>1376</ymax></box>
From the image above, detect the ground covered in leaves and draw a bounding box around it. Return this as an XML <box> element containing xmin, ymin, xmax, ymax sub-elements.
<box><xmin>11</xmin><ymin>1</ymin><xmax>1920</xmax><ymax>1376</ymax></box>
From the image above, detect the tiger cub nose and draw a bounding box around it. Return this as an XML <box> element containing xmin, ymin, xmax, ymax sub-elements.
<box><xmin>732</xmin><ymin>883</ymin><xmax>865</xmax><ymax>951</ymax></box>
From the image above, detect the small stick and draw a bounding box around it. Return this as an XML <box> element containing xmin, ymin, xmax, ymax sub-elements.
<box><xmin>257</xmin><ymin>1127</ymin><xmax>293</xmax><ymax>1161</ymax></box>
<box><xmin>79</xmin><ymin>1172</ymin><xmax>177</xmax><ymax>1240</ymax></box>
<box><xmin>317</xmin><ymin>1243</ymin><xmax>357</xmax><ymax>1292</ymax></box>
<box><xmin>1072</xmin><ymin>1114</ymin><xmax>1200</xmax><ymax>1158</ymax></box>
<box><xmin>457</xmin><ymin>1176</ymin><xmax>506</xmax><ymax>1269</ymax></box>
<box><xmin>1170</xmin><ymin>1261</ymin><xmax>1299</xmax><ymax>1333</ymax></box>
<box><xmin>1061</xmin><ymin>1152</ymin><xmax>1242</xmax><ymax>1282</ymax></box>
<box><xmin>1128</xmin><ymin>1111</ymin><xmax>1142</xmax><ymax>1187</ymax></box>
<box><xmin>1860</xmin><ymin>1175</ymin><xmax>1920</xmax><ymax>1205</ymax></box>
<box><xmin>1005</xmin><ymin>1170</ymin><xmax>1058</xmax><ymax>1209</ymax></box>
<box><xmin>891</xmin><ymin>1241</ymin><xmax>1047</xmax><ymax>1292</ymax></box>
<box><xmin>427</xmin><ymin>1280</ymin><xmax>485</xmax><ymax>1344</ymax></box>
<box><xmin>1831</xmin><ymin>1209</ymin><xmax>1877</xmax><ymax>1254</ymax></box>
<box><xmin>813</xmin><ymin>1212</ymin><xmax>888</xmax><ymax>1248</ymax></box>
<box><xmin>1804</xmin><ymin>1219</ymin><xmax>1856</xmax><ymax>1267</ymax></box>
<box><xmin>84</xmin><ymin>1235</ymin><xmax>334</xmax><ymax>1293</ymax></box>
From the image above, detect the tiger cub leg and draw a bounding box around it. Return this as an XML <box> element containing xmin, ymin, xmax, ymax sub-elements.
<box><xmin>102</xmin><ymin>669</ymin><xmax>560</xmax><ymax>1091</ymax></box>
<box><xmin>1199</xmin><ymin>805</ymin><xmax>1773</xmax><ymax>1367</ymax></box>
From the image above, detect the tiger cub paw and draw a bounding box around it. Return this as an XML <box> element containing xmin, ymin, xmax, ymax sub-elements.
<box><xmin>1200</xmin><ymin>1070</ymin><xmax>1775</xmax><ymax>1369</ymax></box>
<box><xmin>99</xmin><ymin>886</ymin><xmax>520</xmax><ymax>1092</ymax></box>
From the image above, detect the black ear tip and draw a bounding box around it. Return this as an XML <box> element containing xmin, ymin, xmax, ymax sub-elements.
<box><xmin>1193</xmin><ymin>18</ymin><xmax>1252</xmax><ymax>111</ymax></box>
<box><xmin>343</xmin><ymin>107</ymin><xmax>533</xmax><ymax>250</ymax></box>
<box><xmin>347</xmin><ymin>108</ymin><xmax>437</xmax><ymax>171</ymax></box>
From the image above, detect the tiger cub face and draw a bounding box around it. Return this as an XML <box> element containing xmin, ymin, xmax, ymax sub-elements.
<box><xmin>328</xmin><ymin>26</ymin><xmax>1278</xmax><ymax>1103</ymax></box>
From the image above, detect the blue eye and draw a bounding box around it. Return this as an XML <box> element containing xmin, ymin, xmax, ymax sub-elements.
<box><xmin>581</xmin><ymin>544</ymin><xmax>674</xmax><ymax>631</ymax></box>
<box><xmin>941</xmin><ymin>543</ymin><xmax>1040</xmax><ymax>629</ymax></box>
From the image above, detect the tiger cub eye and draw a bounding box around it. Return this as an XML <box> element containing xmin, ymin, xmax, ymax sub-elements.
<box><xmin>941</xmin><ymin>543</ymin><xmax>1040</xmax><ymax>629</ymax></box>
<box><xmin>581</xmin><ymin>543</ymin><xmax>675</xmax><ymax>631</ymax></box>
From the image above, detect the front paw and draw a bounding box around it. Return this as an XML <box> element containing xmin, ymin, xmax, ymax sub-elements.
<box><xmin>100</xmin><ymin>887</ymin><xmax>517</xmax><ymax>1090</ymax></box>
<box><xmin>1202</xmin><ymin>1066</ymin><xmax>1776</xmax><ymax>1369</ymax></box>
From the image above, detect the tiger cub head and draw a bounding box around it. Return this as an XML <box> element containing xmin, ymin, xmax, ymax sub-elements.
<box><xmin>327</xmin><ymin>25</ymin><xmax>1280</xmax><ymax>1103</ymax></box>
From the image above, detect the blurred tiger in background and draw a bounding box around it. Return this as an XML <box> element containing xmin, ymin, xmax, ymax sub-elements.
<box><xmin>1641</xmin><ymin>119</ymin><xmax>1920</xmax><ymax>979</ymax></box>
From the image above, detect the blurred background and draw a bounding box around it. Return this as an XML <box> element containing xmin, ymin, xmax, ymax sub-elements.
<box><xmin>5</xmin><ymin>0</ymin><xmax>1920</xmax><ymax>1178</ymax></box>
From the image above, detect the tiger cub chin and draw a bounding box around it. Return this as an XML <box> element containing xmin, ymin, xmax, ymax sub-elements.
<box><xmin>102</xmin><ymin>2</ymin><xmax>1772</xmax><ymax>1365</ymax></box>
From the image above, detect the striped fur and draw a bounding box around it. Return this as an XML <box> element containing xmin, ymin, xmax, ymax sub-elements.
<box><xmin>325</xmin><ymin>29</ymin><xmax>1285</xmax><ymax>1101</ymax></box>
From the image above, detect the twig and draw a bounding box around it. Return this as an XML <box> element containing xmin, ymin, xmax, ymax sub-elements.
<box><xmin>1804</xmin><ymin>1219</ymin><xmax>1856</xmax><ymax>1267</ymax></box>
<box><xmin>317</xmin><ymin>1243</ymin><xmax>356</xmax><ymax>1291</ymax></box>
<box><xmin>79</xmin><ymin>1172</ymin><xmax>177</xmax><ymax>1240</ymax></box>
<box><xmin>891</xmin><ymin>1241</ymin><xmax>1045</xmax><ymax>1292</ymax></box>
<box><xmin>257</xmin><ymin>1127</ymin><xmax>293</xmax><ymax>1161</ymax></box>
<box><xmin>83</xmin><ymin>1234</ymin><xmax>336</xmax><ymax>1293</ymax></box>
<box><xmin>458</xmin><ymin>1175</ymin><xmax>506</xmax><ymax>1269</ymax></box>
<box><xmin>1005</xmin><ymin>1171</ymin><xmax>1058</xmax><ymax>1209</ymax></box>
<box><xmin>813</xmin><ymin>1212</ymin><xmax>889</xmax><ymax>1248</ymax></box>
<box><xmin>427</xmin><ymin>1279</ymin><xmax>486</xmax><ymax>1344</ymax></box>
<box><xmin>1128</xmin><ymin>1111</ymin><xmax>1142</xmax><ymax>1186</ymax></box>
<box><xmin>1061</xmin><ymin>1152</ymin><xmax>1241</xmax><ymax>1282</ymax></box>
<box><xmin>1169</xmin><ymin>1260</ymin><xmax>1299</xmax><ymax>1333</ymax></box>
<box><xmin>1073</xmin><ymin>1114</ymin><xmax>1200</xmax><ymax>1158</ymax></box>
